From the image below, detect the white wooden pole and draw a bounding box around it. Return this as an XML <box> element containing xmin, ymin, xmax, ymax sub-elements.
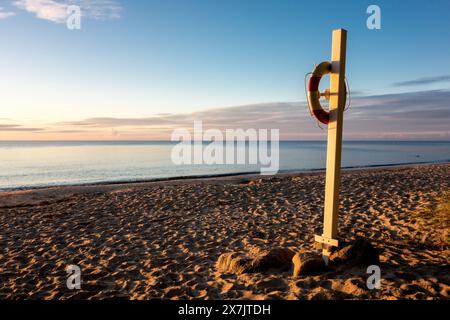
<box><xmin>314</xmin><ymin>29</ymin><xmax>347</xmax><ymax>264</ymax></box>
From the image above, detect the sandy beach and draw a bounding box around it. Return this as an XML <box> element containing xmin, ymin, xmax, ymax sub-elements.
<box><xmin>0</xmin><ymin>163</ymin><xmax>448</xmax><ymax>300</ymax></box>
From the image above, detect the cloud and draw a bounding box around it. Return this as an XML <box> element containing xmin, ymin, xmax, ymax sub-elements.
<box><xmin>0</xmin><ymin>124</ymin><xmax>45</xmax><ymax>132</ymax></box>
<box><xmin>57</xmin><ymin>102</ymin><xmax>307</xmax><ymax>129</ymax></box>
<box><xmin>75</xmin><ymin>0</ymin><xmax>121</xmax><ymax>20</ymax></box>
<box><xmin>5</xmin><ymin>88</ymin><xmax>450</xmax><ymax>140</ymax></box>
<box><xmin>392</xmin><ymin>75</ymin><xmax>450</xmax><ymax>87</ymax></box>
<box><xmin>13</xmin><ymin>0</ymin><xmax>121</xmax><ymax>23</ymax></box>
<box><xmin>54</xmin><ymin>89</ymin><xmax>450</xmax><ymax>140</ymax></box>
<box><xmin>0</xmin><ymin>7</ymin><xmax>16</xmax><ymax>19</ymax></box>
<box><xmin>14</xmin><ymin>0</ymin><xmax>68</xmax><ymax>22</ymax></box>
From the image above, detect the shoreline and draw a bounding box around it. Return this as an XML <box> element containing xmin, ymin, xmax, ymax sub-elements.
<box><xmin>1</xmin><ymin>159</ymin><xmax>449</xmax><ymax>194</ymax></box>
<box><xmin>1</xmin><ymin>161</ymin><xmax>449</xmax><ymax>210</ymax></box>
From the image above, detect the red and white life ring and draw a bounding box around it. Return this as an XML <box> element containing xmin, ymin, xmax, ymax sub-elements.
<box><xmin>307</xmin><ymin>61</ymin><xmax>332</xmax><ymax>125</ymax></box>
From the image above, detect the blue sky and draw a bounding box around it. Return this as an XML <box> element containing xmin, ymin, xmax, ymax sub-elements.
<box><xmin>1</xmin><ymin>0</ymin><xmax>450</xmax><ymax>140</ymax></box>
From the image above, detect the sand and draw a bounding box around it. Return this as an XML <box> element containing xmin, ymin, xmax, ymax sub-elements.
<box><xmin>0</xmin><ymin>163</ymin><xmax>449</xmax><ymax>300</ymax></box>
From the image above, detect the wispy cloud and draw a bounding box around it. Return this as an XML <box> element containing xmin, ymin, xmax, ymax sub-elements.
<box><xmin>52</xmin><ymin>89</ymin><xmax>450</xmax><ymax>140</ymax></box>
<box><xmin>75</xmin><ymin>0</ymin><xmax>121</xmax><ymax>20</ymax></box>
<box><xmin>392</xmin><ymin>75</ymin><xmax>450</xmax><ymax>87</ymax></box>
<box><xmin>14</xmin><ymin>0</ymin><xmax>68</xmax><ymax>23</ymax></box>
<box><xmin>0</xmin><ymin>124</ymin><xmax>45</xmax><ymax>132</ymax></box>
<box><xmin>0</xmin><ymin>6</ymin><xmax>16</xmax><ymax>19</ymax></box>
<box><xmin>3</xmin><ymin>89</ymin><xmax>450</xmax><ymax>140</ymax></box>
<box><xmin>13</xmin><ymin>0</ymin><xmax>121</xmax><ymax>23</ymax></box>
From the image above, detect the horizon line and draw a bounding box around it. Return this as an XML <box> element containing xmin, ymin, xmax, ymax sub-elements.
<box><xmin>1</xmin><ymin>139</ymin><xmax>450</xmax><ymax>143</ymax></box>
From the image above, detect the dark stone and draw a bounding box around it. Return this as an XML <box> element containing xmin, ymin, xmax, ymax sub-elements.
<box><xmin>215</xmin><ymin>252</ymin><xmax>254</xmax><ymax>274</ymax></box>
<box><xmin>329</xmin><ymin>238</ymin><xmax>380</xmax><ymax>267</ymax></box>
<box><xmin>247</xmin><ymin>248</ymin><xmax>294</xmax><ymax>272</ymax></box>
<box><xmin>292</xmin><ymin>252</ymin><xmax>327</xmax><ymax>276</ymax></box>
<box><xmin>216</xmin><ymin>248</ymin><xmax>294</xmax><ymax>275</ymax></box>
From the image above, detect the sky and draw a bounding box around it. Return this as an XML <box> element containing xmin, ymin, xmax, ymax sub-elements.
<box><xmin>1</xmin><ymin>0</ymin><xmax>450</xmax><ymax>140</ymax></box>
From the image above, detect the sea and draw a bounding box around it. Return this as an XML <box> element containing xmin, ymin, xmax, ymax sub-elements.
<box><xmin>0</xmin><ymin>141</ymin><xmax>449</xmax><ymax>191</ymax></box>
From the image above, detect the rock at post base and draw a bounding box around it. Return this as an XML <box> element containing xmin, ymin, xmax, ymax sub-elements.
<box><xmin>249</xmin><ymin>248</ymin><xmax>294</xmax><ymax>272</ymax></box>
<box><xmin>292</xmin><ymin>252</ymin><xmax>327</xmax><ymax>277</ymax></box>
<box><xmin>216</xmin><ymin>252</ymin><xmax>253</xmax><ymax>275</ymax></box>
<box><xmin>216</xmin><ymin>248</ymin><xmax>294</xmax><ymax>275</ymax></box>
<box><xmin>329</xmin><ymin>238</ymin><xmax>380</xmax><ymax>267</ymax></box>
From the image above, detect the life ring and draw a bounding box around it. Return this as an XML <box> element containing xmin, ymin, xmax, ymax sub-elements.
<box><xmin>307</xmin><ymin>61</ymin><xmax>332</xmax><ymax>125</ymax></box>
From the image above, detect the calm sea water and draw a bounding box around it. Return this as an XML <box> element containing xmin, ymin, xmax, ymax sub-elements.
<box><xmin>0</xmin><ymin>141</ymin><xmax>449</xmax><ymax>191</ymax></box>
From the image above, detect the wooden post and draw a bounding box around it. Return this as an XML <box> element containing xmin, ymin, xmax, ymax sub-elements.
<box><xmin>314</xmin><ymin>29</ymin><xmax>347</xmax><ymax>264</ymax></box>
